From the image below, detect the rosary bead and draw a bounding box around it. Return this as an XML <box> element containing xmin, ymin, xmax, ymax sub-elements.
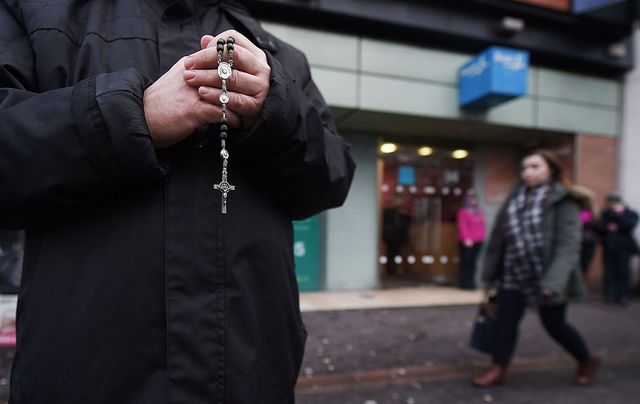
<box><xmin>227</xmin><ymin>36</ymin><xmax>235</xmax><ymax>45</ymax></box>
<box><xmin>220</xmin><ymin>131</ymin><xmax>228</xmax><ymax>139</ymax></box>
<box><xmin>220</xmin><ymin>124</ymin><xmax>228</xmax><ymax>132</ymax></box>
<box><xmin>216</xmin><ymin>44</ymin><xmax>224</xmax><ymax>53</ymax></box>
<box><xmin>217</xmin><ymin>38</ymin><xmax>225</xmax><ymax>45</ymax></box>
<box><xmin>226</xmin><ymin>43</ymin><xmax>234</xmax><ymax>51</ymax></box>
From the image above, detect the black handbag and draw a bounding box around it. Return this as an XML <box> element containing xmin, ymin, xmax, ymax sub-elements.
<box><xmin>470</xmin><ymin>296</ymin><xmax>497</xmax><ymax>355</ymax></box>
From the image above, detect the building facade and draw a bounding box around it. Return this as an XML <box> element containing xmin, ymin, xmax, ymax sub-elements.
<box><xmin>244</xmin><ymin>0</ymin><xmax>638</xmax><ymax>291</ymax></box>
<box><xmin>1</xmin><ymin>0</ymin><xmax>637</xmax><ymax>294</ymax></box>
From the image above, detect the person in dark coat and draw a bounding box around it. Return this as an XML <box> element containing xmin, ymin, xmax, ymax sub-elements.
<box><xmin>473</xmin><ymin>149</ymin><xmax>599</xmax><ymax>388</ymax></box>
<box><xmin>570</xmin><ymin>185</ymin><xmax>599</xmax><ymax>276</ymax></box>
<box><xmin>0</xmin><ymin>1</ymin><xmax>355</xmax><ymax>403</ymax></box>
<box><xmin>382</xmin><ymin>195</ymin><xmax>411</xmax><ymax>275</ymax></box>
<box><xmin>597</xmin><ymin>193</ymin><xmax>639</xmax><ymax>306</ymax></box>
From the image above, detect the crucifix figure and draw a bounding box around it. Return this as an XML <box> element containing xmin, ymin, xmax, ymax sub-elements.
<box><xmin>214</xmin><ymin>154</ymin><xmax>235</xmax><ymax>214</ymax></box>
<box><xmin>214</xmin><ymin>177</ymin><xmax>235</xmax><ymax>214</ymax></box>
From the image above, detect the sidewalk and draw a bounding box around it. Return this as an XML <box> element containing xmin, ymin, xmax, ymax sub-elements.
<box><xmin>300</xmin><ymin>286</ymin><xmax>483</xmax><ymax>312</ymax></box>
<box><xmin>296</xmin><ymin>288</ymin><xmax>640</xmax><ymax>404</ymax></box>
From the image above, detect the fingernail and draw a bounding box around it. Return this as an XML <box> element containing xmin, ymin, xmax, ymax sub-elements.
<box><xmin>199</xmin><ymin>86</ymin><xmax>210</xmax><ymax>95</ymax></box>
<box><xmin>183</xmin><ymin>70</ymin><xmax>196</xmax><ymax>80</ymax></box>
<box><xmin>184</xmin><ymin>57</ymin><xmax>195</xmax><ymax>70</ymax></box>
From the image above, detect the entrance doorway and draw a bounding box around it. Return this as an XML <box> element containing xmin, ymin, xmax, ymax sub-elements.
<box><xmin>379</xmin><ymin>142</ymin><xmax>475</xmax><ymax>287</ymax></box>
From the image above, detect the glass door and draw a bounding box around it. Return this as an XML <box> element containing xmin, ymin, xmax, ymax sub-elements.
<box><xmin>379</xmin><ymin>144</ymin><xmax>475</xmax><ymax>286</ymax></box>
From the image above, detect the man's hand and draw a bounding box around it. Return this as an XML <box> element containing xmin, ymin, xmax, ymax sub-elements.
<box><xmin>182</xmin><ymin>30</ymin><xmax>272</xmax><ymax>130</ymax></box>
<box><xmin>143</xmin><ymin>56</ymin><xmax>223</xmax><ymax>148</ymax></box>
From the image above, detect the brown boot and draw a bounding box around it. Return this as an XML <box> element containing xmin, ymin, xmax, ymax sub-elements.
<box><xmin>472</xmin><ymin>364</ymin><xmax>505</xmax><ymax>387</ymax></box>
<box><xmin>575</xmin><ymin>356</ymin><xmax>601</xmax><ymax>386</ymax></box>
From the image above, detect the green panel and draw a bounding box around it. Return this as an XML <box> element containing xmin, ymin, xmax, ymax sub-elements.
<box><xmin>310</xmin><ymin>67</ymin><xmax>359</xmax><ymax>109</ymax></box>
<box><xmin>360</xmin><ymin>75</ymin><xmax>458</xmax><ymax>118</ymax></box>
<box><xmin>361</xmin><ymin>39</ymin><xmax>469</xmax><ymax>84</ymax></box>
<box><xmin>486</xmin><ymin>96</ymin><xmax>535</xmax><ymax>127</ymax></box>
<box><xmin>537</xmin><ymin>99</ymin><xmax>619</xmax><ymax>136</ymax></box>
<box><xmin>538</xmin><ymin>68</ymin><xmax>621</xmax><ymax>108</ymax></box>
<box><xmin>293</xmin><ymin>216</ymin><xmax>320</xmax><ymax>291</ymax></box>
<box><xmin>261</xmin><ymin>21</ymin><xmax>359</xmax><ymax>70</ymax></box>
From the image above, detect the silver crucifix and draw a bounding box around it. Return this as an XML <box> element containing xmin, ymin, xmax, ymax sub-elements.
<box><xmin>214</xmin><ymin>149</ymin><xmax>235</xmax><ymax>214</ymax></box>
<box><xmin>214</xmin><ymin>176</ymin><xmax>235</xmax><ymax>214</ymax></box>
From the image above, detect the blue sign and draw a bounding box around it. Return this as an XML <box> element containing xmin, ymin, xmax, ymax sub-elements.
<box><xmin>573</xmin><ymin>0</ymin><xmax>624</xmax><ymax>14</ymax></box>
<box><xmin>398</xmin><ymin>165</ymin><xmax>416</xmax><ymax>186</ymax></box>
<box><xmin>459</xmin><ymin>46</ymin><xmax>529</xmax><ymax>109</ymax></box>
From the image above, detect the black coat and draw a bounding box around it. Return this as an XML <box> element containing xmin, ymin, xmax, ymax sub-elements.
<box><xmin>0</xmin><ymin>1</ymin><xmax>355</xmax><ymax>403</ymax></box>
<box><xmin>598</xmin><ymin>207</ymin><xmax>639</xmax><ymax>253</ymax></box>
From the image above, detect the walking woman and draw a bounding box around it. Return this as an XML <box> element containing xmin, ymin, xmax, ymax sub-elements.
<box><xmin>473</xmin><ymin>149</ymin><xmax>600</xmax><ymax>387</ymax></box>
<box><xmin>457</xmin><ymin>192</ymin><xmax>486</xmax><ymax>289</ymax></box>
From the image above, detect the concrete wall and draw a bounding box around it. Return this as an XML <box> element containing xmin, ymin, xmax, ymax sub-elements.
<box><xmin>618</xmin><ymin>26</ymin><xmax>640</xmax><ymax>285</ymax></box>
<box><xmin>621</xmin><ymin>28</ymin><xmax>640</xmax><ymax>231</ymax></box>
<box><xmin>324</xmin><ymin>133</ymin><xmax>380</xmax><ymax>291</ymax></box>
<box><xmin>620</xmin><ymin>28</ymin><xmax>640</xmax><ymax>289</ymax></box>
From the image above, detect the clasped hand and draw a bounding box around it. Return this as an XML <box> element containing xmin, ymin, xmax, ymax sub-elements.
<box><xmin>144</xmin><ymin>30</ymin><xmax>271</xmax><ymax>148</ymax></box>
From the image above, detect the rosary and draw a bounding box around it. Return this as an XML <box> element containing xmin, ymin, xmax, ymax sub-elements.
<box><xmin>213</xmin><ymin>36</ymin><xmax>235</xmax><ymax>214</ymax></box>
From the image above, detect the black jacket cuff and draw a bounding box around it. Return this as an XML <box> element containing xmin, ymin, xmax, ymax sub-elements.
<box><xmin>234</xmin><ymin>51</ymin><xmax>301</xmax><ymax>159</ymax></box>
<box><xmin>71</xmin><ymin>68</ymin><xmax>165</xmax><ymax>187</ymax></box>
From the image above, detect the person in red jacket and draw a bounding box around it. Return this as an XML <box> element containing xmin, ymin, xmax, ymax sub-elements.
<box><xmin>457</xmin><ymin>192</ymin><xmax>486</xmax><ymax>289</ymax></box>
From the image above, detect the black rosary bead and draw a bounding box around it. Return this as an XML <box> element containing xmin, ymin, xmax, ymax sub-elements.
<box><xmin>226</xmin><ymin>36</ymin><xmax>235</xmax><ymax>45</ymax></box>
<box><xmin>214</xmin><ymin>35</ymin><xmax>235</xmax><ymax>214</ymax></box>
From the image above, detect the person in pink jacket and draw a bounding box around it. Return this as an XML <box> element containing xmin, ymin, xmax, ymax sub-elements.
<box><xmin>457</xmin><ymin>193</ymin><xmax>486</xmax><ymax>289</ymax></box>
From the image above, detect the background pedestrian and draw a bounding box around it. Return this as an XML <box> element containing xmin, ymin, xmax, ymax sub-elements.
<box><xmin>475</xmin><ymin>149</ymin><xmax>599</xmax><ymax>387</ymax></box>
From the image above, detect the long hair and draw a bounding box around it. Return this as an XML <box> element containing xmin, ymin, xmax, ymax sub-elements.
<box><xmin>525</xmin><ymin>149</ymin><xmax>597</xmax><ymax>213</ymax></box>
<box><xmin>463</xmin><ymin>192</ymin><xmax>480</xmax><ymax>213</ymax></box>
<box><xmin>524</xmin><ymin>149</ymin><xmax>564</xmax><ymax>184</ymax></box>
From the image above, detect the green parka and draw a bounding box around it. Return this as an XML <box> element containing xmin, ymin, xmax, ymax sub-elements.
<box><xmin>481</xmin><ymin>182</ymin><xmax>588</xmax><ymax>304</ymax></box>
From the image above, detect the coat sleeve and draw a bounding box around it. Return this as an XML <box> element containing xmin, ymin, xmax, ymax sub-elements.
<box><xmin>0</xmin><ymin>4</ymin><xmax>166</xmax><ymax>229</ymax></box>
<box><xmin>616</xmin><ymin>209</ymin><xmax>639</xmax><ymax>231</ymax></box>
<box><xmin>541</xmin><ymin>199</ymin><xmax>581</xmax><ymax>294</ymax></box>
<box><xmin>234</xmin><ymin>50</ymin><xmax>356</xmax><ymax>220</ymax></box>
<box><xmin>457</xmin><ymin>209</ymin><xmax>470</xmax><ymax>241</ymax></box>
<box><xmin>479</xmin><ymin>204</ymin><xmax>506</xmax><ymax>284</ymax></box>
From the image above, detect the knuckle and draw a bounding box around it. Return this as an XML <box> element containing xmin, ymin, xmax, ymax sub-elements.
<box><xmin>197</xmin><ymin>51</ymin><xmax>207</xmax><ymax>64</ymax></box>
<box><xmin>227</xmin><ymin>72</ymin><xmax>238</xmax><ymax>88</ymax></box>
<box><xmin>206</xmin><ymin>70</ymin><xmax>217</xmax><ymax>85</ymax></box>
<box><xmin>234</xmin><ymin>94</ymin><xmax>248</xmax><ymax>111</ymax></box>
<box><xmin>250</xmin><ymin>97</ymin><xmax>262</xmax><ymax>112</ymax></box>
<box><xmin>196</xmin><ymin>102</ymin><xmax>215</xmax><ymax>125</ymax></box>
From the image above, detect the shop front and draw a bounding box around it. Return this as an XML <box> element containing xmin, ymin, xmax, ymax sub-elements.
<box><xmin>378</xmin><ymin>143</ymin><xmax>475</xmax><ymax>286</ymax></box>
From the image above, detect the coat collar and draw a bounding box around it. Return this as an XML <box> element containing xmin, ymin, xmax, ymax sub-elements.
<box><xmin>546</xmin><ymin>182</ymin><xmax>570</xmax><ymax>206</ymax></box>
<box><xmin>159</xmin><ymin>0</ymin><xmax>279</xmax><ymax>53</ymax></box>
<box><xmin>505</xmin><ymin>181</ymin><xmax>570</xmax><ymax>207</ymax></box>
<box><xmin>224</xmin><ymin>5</ymin><xmax>279</xmax><ymax>53</ymax></box>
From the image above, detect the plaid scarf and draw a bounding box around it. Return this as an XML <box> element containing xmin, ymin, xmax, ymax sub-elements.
<box><xmin>501</xmin><ymin>182</ymin><xmax>552</xmax><ymax>306</ymax></box>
